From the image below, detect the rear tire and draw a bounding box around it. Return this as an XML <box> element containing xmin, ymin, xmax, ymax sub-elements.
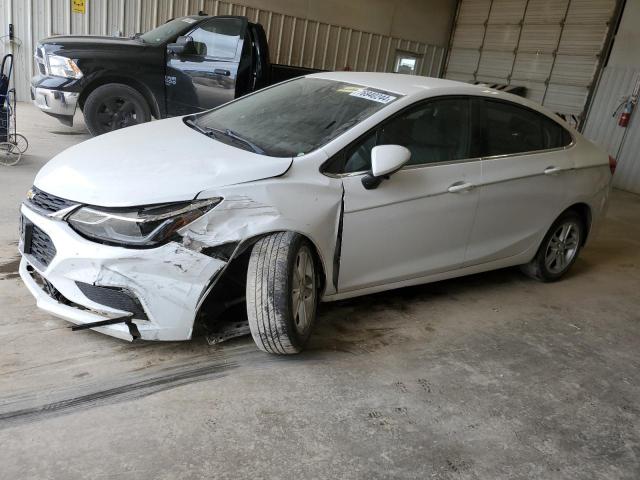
<box><xmin>246</xmin><ymin>232</ymin><xmax>318</xmax><ymax>354</ymax></box>
<box><xmin>83</xmin><ymin>83</ymin><xmax>151</xmax><ymax>136</ymax></box>
<box><xmin>520</xmin><ymin>211</ymin><xmax>584</xmax><ymax>282</ymax></box>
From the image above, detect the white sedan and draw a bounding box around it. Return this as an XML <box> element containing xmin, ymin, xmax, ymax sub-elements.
<box><xmin>19</xmin><ymin>72</ymin><xmax>613</xmax><ymax>354</ymax></box>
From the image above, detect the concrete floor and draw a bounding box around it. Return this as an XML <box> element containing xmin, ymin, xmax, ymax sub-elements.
<box><xmin>1</xmin><ymin>104</ymin><xmax>639</xmax><ymax>480</ymax></box>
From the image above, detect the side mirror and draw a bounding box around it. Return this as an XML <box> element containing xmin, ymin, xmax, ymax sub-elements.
<box><xmin>361</xmin><ymin>145</ymin><xmax>411</xmax><ymax>190</ymax></box>
<box><xmin>167</xmin><ymin>36</ymin><xmax>196</xmax><ymax>55</ymax></box>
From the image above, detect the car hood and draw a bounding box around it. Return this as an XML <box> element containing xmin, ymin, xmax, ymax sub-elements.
<box><xmin>34</xmin><ymin>117</ymin><xmax>293</xmax><ymax>207</ymax></box>
<box><xmin>42</xmin><ymin>35</ymin><xmax>144</xmax><ymax>48</ymax></box>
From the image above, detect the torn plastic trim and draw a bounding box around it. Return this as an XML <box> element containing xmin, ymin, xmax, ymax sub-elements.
<box><xmin>70</xmin><ymin>314</ymin><xmax>133</xmax><ymax>331</ymax></box>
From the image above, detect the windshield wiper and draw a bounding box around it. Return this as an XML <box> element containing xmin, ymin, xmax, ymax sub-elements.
<box><xmin>186</xmin><ymin>119</ymin><xmax>266</xmax><ymax>155</ymax></box>
<box><xmin>185</xmin><ymin>117</ymin><xmax>214</xmax><ymax>136</ymax></box>
<box><xmin>207</xmin><ymin>127</ymin><xmax>266</xmax><ymax>155</ymax></box>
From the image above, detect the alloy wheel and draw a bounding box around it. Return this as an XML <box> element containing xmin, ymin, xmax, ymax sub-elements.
<box><xmin>291</xmin><ymin>246</ymin><xmax>316</xmax><ymax>336</ymax></box>
<box><xmin>544</xmin><ymin>221</ymin><xmax>580</xmax><ymax>274</ymax></box>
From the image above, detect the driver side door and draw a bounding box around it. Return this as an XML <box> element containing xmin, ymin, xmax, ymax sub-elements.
<box><xmin>166</xmin><ymin>17</ymin><xmax>247</xmax><ymax>116</ymax></box>
<box><xmin>337</xmin><ymin>97</ymin><xmax>482</xmax><ymax>293</ymax></box>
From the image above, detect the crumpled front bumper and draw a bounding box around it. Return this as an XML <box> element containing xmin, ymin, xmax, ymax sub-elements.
<box><xmin>19</xmin><ymin>204</ymin><xmax>225</xmax><ymax>341</ymax></box>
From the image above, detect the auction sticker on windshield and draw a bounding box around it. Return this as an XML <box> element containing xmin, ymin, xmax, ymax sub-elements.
<box><xmin>349</xmin><ymin>89</ymin><xmax>397</xmax><ymax>104</ymax></box>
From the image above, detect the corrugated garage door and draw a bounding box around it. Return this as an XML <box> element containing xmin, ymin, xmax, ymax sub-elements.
<box><xmin>444</xmin><ymin>0</ymin><xmax>618</xmax><ymax>125</ymax></box>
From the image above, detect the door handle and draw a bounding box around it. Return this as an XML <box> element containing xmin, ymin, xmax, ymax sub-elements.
<box><xmin>448</xmin><ymin>181</ymin><xmax>475</xmax><ymax>193</ymax></box>
<box><xmin>214</xmin><ymin>68</ymin><xmax>231</xmax><ymax>76</ymax></box>
<box><xmin>544</xmin><ymin>166</ymin><xmax>563</xmax><ymax>175</ymax></box>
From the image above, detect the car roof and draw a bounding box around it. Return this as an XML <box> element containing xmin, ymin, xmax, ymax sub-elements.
<box><xmin>307</xmin><ymin>71</ymin><xmax>568</xmax><ymax>126</ymax></box>
<box><xmin>307</xmin><ymin>71</ymin><xmax>481</xmax><ymax>96</ymax></box>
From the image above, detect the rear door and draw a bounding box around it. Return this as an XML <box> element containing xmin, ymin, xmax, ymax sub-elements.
<box><xmin>166</xmin><ymin>16</ymin><xmax>248</xmax><ymax>115</ymax></box>
<box><xmin>464</xmin><ymin>98</ymin><xmax>574</xmax><ymax>265</ymax></box>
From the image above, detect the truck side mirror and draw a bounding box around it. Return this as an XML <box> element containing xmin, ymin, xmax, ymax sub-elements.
<box><xmin>167</xmin><ymin>36</ymin><xmax>196</xmax><ymax>55</ymax></box>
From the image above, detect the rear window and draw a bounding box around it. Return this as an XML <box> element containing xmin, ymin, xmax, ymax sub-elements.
<box><xmin>482</xmin><ymin>100</ymin><xmax>572</xmax><ymax>156</ymax></box>
<box><xmin>191</xmin><ymin>77</ymin><xmax>401</xmax><ymax>157</ymax></box>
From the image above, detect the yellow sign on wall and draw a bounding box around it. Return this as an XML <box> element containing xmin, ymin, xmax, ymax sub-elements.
<box><xmin>72</xmin><ymin>0</ymin><xmax>86</xmax><ymax>14</ymax></box>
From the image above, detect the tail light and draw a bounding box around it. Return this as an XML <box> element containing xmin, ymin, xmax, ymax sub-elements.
<box><xmin>608</xmin><ymin>155</ymin><xmax>617</xmax><ymax>175</ymax></box>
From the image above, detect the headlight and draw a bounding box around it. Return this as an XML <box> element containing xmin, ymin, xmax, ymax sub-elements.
<box><xmin>47</xmin><ymin>54</ymin><xmax>83</xmax><ymax>79</ymax></box>
<box><xmin>67</xmin><ymin>198</ymin><xmax>221</xmax><ymax>247</ymax></box>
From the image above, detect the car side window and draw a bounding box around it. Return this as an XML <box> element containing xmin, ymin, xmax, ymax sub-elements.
<box><xmin>190</xmin><ymin>18</ymin><xmax>243</xmax><ymax>59</ymax></box>
<box><xmin>343</xmin><ymin>98</ymin><xmax>471</xmax><ymax>173</ymax></box>
<box><xmin>482</xmin><ymin>100</ymin><xmax>572</xmax><ymax>156</ymax></box>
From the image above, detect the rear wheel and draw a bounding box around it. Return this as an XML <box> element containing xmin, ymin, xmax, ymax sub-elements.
<box><xmin>520</xmin><ymin>211</ymin><xmax>584</xmax><ymax>282</ymax></box>
<box><xmin>246</xmin><ymin>232</ymin><xmax>318</xmax><ymax>354</ymax></box>
<box><xmin>83</xmin><ymin>84</ymin><xmax>151</xmax><ymax>136</ymax></box>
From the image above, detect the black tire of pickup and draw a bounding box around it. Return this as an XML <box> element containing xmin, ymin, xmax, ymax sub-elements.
<box><xmin>83</xmin><ymin>83</ymin><xmax>151</xmax><ymax>136</ymax></box>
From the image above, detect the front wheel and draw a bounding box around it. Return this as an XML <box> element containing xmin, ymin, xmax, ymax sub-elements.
<box><xmin>520</xmin><ymin>211</ymin><xmax>584</xmax><ymax>282</ymax></box>
<box><xmin>246</xmin><ymin>232</ymin><xmax>318</xmax><ymax>354</ymax></box>
<box><xmin>83</xmin><ymin>84</ymin><xmax>151</xmax><ymax>136</ymax></box>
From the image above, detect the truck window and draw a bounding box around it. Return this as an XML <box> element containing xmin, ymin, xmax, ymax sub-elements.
<box><xmin>190</xmin><ymin>18</ymin><xmax>243</xmax><ymax>59</ymax></box>
<box><xmin>138</xmin><ymin>17</ymin><xmax>201</xmax><ymax>46</ymax></box>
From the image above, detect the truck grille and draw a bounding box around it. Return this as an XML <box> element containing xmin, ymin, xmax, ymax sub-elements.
<box><xmin>29</xmin><ymin>224</ymin><xmax>57</xmax><ymax>268</ymax></box>
<box><xmin>75</xmin><ymin>282</ymin><xmax>148</xmax><ymax>320</ymax></box>
<box><xmin>27</xmin><ymin>186</ymin><xmax>77</xmax><ymax>214</ymax></box>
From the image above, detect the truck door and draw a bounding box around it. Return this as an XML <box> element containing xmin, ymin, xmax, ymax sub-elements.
<box><xmin>165</xmin><ymin>16</ymin><xmax>248</xmax><ymax>116</ymax></box>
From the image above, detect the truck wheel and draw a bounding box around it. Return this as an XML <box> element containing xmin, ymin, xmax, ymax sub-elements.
<box><xmin>246</xmin><ymin>232</ymin><xmax>318</xmax><ymax>354</ymax></box>
<box><xmin>83</xmin><ymin>84</ymin><xmax>151</xmax><ymax>136</ymax></box>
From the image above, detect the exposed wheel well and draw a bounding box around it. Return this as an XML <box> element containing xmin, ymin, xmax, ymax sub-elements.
<box><xmin>78</xmin><ymin>77</ymin><xmax>160</xmax><ymax>118</ymax></box>
<box><xmin>563</xmin><ymin>203</ymin><xmax>592</xmax><ymax>245</ymax></box>
<box><xmin>194</xmin><ymin>231</ymin><xmax>327</xmax><ymax>330</ymax></box>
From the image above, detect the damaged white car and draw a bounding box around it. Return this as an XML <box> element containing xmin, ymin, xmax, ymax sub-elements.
<box><xmin>19</xmin><ymin>72</ymin><xmax>613</xmax><ymax>354</ymax></box>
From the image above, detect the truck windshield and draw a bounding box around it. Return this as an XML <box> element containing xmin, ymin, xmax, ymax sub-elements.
<box><xmin>191</xmin><ymin>77</ymin><xmax>400</xmax><ymax>157</ymax></box>
<box><xmin>138</xmin><ymin>17</ymin><xmax>200</xmax><ymax>45</ymax></box>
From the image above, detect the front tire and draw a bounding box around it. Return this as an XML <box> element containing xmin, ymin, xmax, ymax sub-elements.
<box><xmin>83</xmin><ymin>83</ymin><xmax>151</xmax><ymax>136</ymax></box>
<box><xmin>246</xmin><ymin>232</ymin><xmax>318</xmax><ymax>354</ymax></box>
<box><xmin>520</xmin><ymin>211</ymin><xmax>584</xmax><ymax>282</ymax></box>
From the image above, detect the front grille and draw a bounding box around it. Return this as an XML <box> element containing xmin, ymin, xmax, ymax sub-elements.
<box><xmin>76</xmin><ymin>282</ymin><xmax>148</xmax><ymax>320</ymax></box>
<box><xmin>27</xmin><ymin>186</ymin><xmax>77</xmax><ymax>214</ymax></box>
<box><xmin>30</xmin><ymin>224</ymin><xmax>57</xmax><ymax>268</ymax></box>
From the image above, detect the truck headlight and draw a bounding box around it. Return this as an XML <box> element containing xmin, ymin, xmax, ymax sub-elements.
<box><xmin>67</xmin><ymin>198</ymin><xmax>221</xmax><ymax>247</ymax></box>
<box><xmin>47</xmin><ymin>55</ymin><xmax>83</xmax><ymax>79</ymax></box>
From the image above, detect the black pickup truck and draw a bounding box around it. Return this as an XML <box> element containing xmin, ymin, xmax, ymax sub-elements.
<box><xmin>31</xmin><ymin>15</ymin><xmax>319</xmax><ymax>135</ymax></box>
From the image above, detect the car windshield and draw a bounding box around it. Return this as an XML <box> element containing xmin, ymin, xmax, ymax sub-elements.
<box><xmin>138</xmin><ymin>17</ymin><xmax>200</xmax><ymax>45</ymax></box>
<box><xmin>191</xmin><ymin>77</ymin><xmax>400</xmax><ymax>157</ymax></box>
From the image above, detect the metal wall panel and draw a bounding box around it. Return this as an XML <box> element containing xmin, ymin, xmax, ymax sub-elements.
<box><xmin>524</xmin><ymin>0</ymin><xmax>569</xmax><ymax>23</ymax></box>
<box><xmin>0</xmin><ymin>0</ymin><xmax>445</xmax><ymax>102</ymax></box>
<box><xmin>451</xmin><ymin>24</ymin><xmax>485</xmax><ymax>48</ymax></box>
<box><xmin>444</xmin><ymin>0</ymin><xmax>618</xmax><ymax>124</ymax></box>
<box><xmin>483</xmin><ymin>24</ymin><xmax>520</xmax><ymax>50</ymax></box>
<box><xmin>583</xmin><ymin>66</ymin><xmax>640</xmax><ymax>193</ymax></box>
<box><xmin>518</xmin><ymin>24</ymin><xmax>561</xmax><ymax>53</ymax></box>
<box><xmin>487</xmin><ymin>0</ymin><xmax>527</xmax><ymax>23</ymax></box>
<box><xmin>477</xmin><ymin>50</ymin><xmax>514</xmax><ymax>79</ymax></box>
<box><xmin>512</xmin><ymin>53</ymin><xmax>553</xmax><ymax>81</ymax></box>
<box><xmin>457</xmin><ymin>0</ymin><xmax>492</xmax><ymax>24</ymax></box>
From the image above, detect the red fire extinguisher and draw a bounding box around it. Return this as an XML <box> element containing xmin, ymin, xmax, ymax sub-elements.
<box><xmin>618</xmin><ymin>100</ymin><xmax>633</xmax><ymax>127</ymax></box>
<box><xmin>614</xmin><ymin>78</ymin><xmax>639</xmax><ymax>128</ymax></box>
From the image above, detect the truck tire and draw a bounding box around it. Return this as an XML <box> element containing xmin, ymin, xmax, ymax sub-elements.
<box><xmin>83</xmin><ymin>84</ymin><xmax>151</xmax><ymax>136</ymax></box>
<box><xmin>520</xmin><ymin>210</ymin><xmax>584</xmax><ymax>282</ymax></box>
<box><xmin>246</xmin><ymin>232</ymin><xmax>318</xmax><ymax>354</ymax></box>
